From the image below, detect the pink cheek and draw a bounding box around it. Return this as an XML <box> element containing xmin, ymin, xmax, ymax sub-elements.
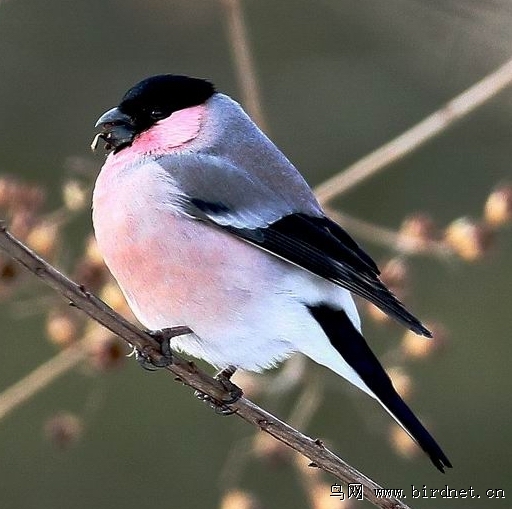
<box><xmin>131</xmin><ymin>105</ymin><xmax>205</xmax><ymax>154</ymax></box>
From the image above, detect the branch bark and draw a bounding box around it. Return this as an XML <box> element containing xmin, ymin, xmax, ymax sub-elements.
<box><xmin>0</xmin><ymin>225</ymin><xmax>411</xmax><ymax>509</ymax></box>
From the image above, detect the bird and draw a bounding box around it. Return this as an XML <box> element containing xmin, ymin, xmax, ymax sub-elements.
<box><xmin>91</xmin><ymin>74</ymin><xmax>451</xmax><ymax>472</ymax></box>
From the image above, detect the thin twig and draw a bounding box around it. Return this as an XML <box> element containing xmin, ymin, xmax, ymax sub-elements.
<box><xmin>220</xmin><ymin>0</ymin><xmax>268</xmax><ymax>132</ymax></box>
<box><xmin>0</xmin><ymin>226</ymin><xmax>411</xmax><ymax>509</ymax></box>
<box><xmin>287</xmin><ymin>377</ymin><xmax>324</xmax><ymax>431</ymax></box>
<box><xmin>325</xmin><ymin>207</ymin><xmax>453</xmax><ymax>259</ymax></box>
<box><xmin>315</xmin><ymin>56</ymin><xmax>512</xmax><ymax>204</ymax></box>
<box><xmin>0</xmin><ymin>341</ymin><xmax>87</xmax><ymax>421</ymax></box>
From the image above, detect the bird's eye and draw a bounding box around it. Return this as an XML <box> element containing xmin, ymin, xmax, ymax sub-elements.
<box><xmin>150</xmin><ymin>109</ymin><xmax>164</xmax><ymax>120</ymax></box>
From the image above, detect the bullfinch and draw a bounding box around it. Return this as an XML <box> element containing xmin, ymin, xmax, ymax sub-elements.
<box><xmin>91</xmin><ymin>74</ymin><xmax>451</xmax><ymax>472</ymax></box>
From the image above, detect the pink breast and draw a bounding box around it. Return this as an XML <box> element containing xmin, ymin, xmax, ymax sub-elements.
<box><xmin>93</xmin><ymin>161</ymin><xmax>267</xmax><ymax>330</ymax></box>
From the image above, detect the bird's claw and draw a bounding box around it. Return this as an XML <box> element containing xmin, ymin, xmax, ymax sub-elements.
<box><xmin>195</xmin><ymin>365</ymin><xmax>243</xmax><ymax>415</ymax></box>
<box><xmin>134</xmin><ymin>326</ymin><xmax>191</xmax><ymax>371</ymax></box>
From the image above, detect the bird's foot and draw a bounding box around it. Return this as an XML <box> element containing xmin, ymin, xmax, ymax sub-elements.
<box><xmin>195</xmin><ymin>365</ymin><xmax>243</xmax><ymax>415</ymax></box>
<box><xmin>135</xmin><ymin>326</ymin><xmax>192</xmax><ymax>371</ymax></box>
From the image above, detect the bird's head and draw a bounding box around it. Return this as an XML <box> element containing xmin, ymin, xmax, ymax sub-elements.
<box><xmin>92</xmin><ymin>74</ymin><xmax>215</xmax><ymax>152</ymax></box>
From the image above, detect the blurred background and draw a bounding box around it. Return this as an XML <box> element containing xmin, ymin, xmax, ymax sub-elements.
<box><xmin>0</xmin><ymin>0</ymin><xmax>511</xmax><ymax>508</ymax></box>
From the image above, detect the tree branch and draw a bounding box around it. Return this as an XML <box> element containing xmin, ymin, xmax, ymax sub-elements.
<box><xmin>315</xmin><ymin>55</ymin><xmax>512</xmax><ymax>203</ymax></box>
<box><xmin>220</xmin><ymin>0</ymin><xmax>268</xmax><ymax>133</ymax></box>
<box><xmin>0</xmin><ymin>225</ymin><xmax>411</xmax><ymax>509</ymax></box>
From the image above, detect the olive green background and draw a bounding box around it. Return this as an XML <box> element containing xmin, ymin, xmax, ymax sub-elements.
<box><xmin>0</xmin><ymin>1</ymin><xmax>511</xmax><ymax>508</ymax></box>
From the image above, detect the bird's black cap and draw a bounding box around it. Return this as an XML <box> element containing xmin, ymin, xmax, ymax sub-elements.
<box><xmin>118</xmin><ymin>74</ymin><xmax>216</xmax><ymax>134</ymax></box>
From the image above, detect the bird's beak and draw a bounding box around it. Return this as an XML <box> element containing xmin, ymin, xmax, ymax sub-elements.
<box><xmin>91</xmin><ymin>107</ymin><xmax>135</xmax><ymax>152</ymax></box>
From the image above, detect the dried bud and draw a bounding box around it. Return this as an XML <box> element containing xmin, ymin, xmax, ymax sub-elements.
<box><xmin>444</xmin><ymin>217</ymin><xmax>493</xmax><ymax>262</ymax></box>
<box><xmin>73</xmin><ymin>236</ymin><xmax>108</xmax><ymax>291</ymax></box>
<box><xmin>0</xmin><ymin>176</ymin><xmax>16</xmax><ymax>209</ymax></box>
<box><xmin>220</xmin><ymin>490</ymin><xmax>261</xmax><ymax>509</ymax></box>
<box><xmin>9</xmin><ymin>208</ymin><xmax>36</xmax><ymax>240</ymax></box>
<box><xmin>73</xmin><ymin>259</ymin><xmax>108</xmax><ymax>292</ymax></box>
<box><xmin>379</xmin><ymin>257</ymin><xmax>409</xmax><ymax>297</ymax></box>
<box><xmin>398</xmin><ymin>213</ymin><xmax>437</xmax><ymax>252</ymax></box>
<box><xmin>21</xmin><ymin>185</ymin><xmax>46</xmax><ymax>212</ymax></box>
<box><xmin>44</xmin><ymin>412</ymin><xmax>83</xmax><ymax>448</ymax></box>
<box><xmin>89</xmin><ymin>335</ymin><xmax>125</xmax><ymax>371</ymax></box>
<box><xmin>0</xmin><ymin>256</ymin><xmax>18</xmax><ymax>282</ymax></box>
<box><xmin>100</xmin><ymin>281</ymin><xmax>130</xmax><ymax>315</ymax></box>
<box><xmin>365</xmin><ymin>302</ymin><xmax>392</xmax><ymax>326</ymax></box>
<box><xmin>0</xmin><ymin>257</ymin><xmax>19</xmax><ymax>298</ymax></box>
<box><xmin>387</xmin><ymin>367</ymin><xmax>413</xmax><ymax>400</ymax></box>
<box><xmin>46</xmin><ymin>311</ymin><xmax>79</xmax><ymax>347</ymax></box>
<box><xmin>62</xmin><ymin>179</ymin><xmax>88</xmax><ymax>212</ymax></box>
<box><xmin>401</xmin><ymin>323</ymin><xmax>448</xmax><ymax>360</ymax></box>
<box><xmin>84</xmin><ymin>235</ymin><xmax>104</xmax><ymax>266</ymax></box>
<box><xmin>388</xmin><ymin>423</ymin><xmax>420</xmax><ymax>459</ymax></box>
<box><xmin>484</xmin><ymin>185</ymin><xmax>512</xmax><ymax>227</ymax></box>
<box><xmin>0</xmin><ymin>176</ymin><xmax>45</xmax><ymax>212</ymax></box>
<box><xmin>26</xmin><ymin>221</ymin><xmax>59</xmax><ymax>258</ymax></box>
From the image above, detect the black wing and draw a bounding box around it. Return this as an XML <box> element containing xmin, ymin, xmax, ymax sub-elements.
<box><xmin>218</xmin><ymin>211</ymin><xmax>431</xmax><ymax>337</ymax></box>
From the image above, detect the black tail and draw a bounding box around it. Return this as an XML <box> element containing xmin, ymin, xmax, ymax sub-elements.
<box><xmin>308</xmin><ymin>304</ymin><xmax>452</xmax><ymax>472</ymax></box>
